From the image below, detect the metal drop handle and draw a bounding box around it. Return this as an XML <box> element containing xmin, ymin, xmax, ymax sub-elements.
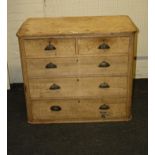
<box><xmin>45</xmin><ymin>42</ymin><xmax>56</xmax><ymax>50</ymax></box>
<box><xmin>45</xmin><ymin>62</ymin><xmax>57</xmax><ymax>69</ymax></box>
<box><xmin>98</xmin><ymin>61</ymin><xmax>110</xmax><ymax>68</ymax></box>
<box><xmin>98</xmin><ymin>43</ymin><xmax>110</xmax><ymax>49</ymax></box>
<box><xmin>99</xmin><ymin>104</ymin><xmax>110</xmax><ymax>110</ymax></box>
<box><xmin>49</xmin><ymin>83</ymin><xmax>61</xmax><ymax>90</ymax></box>
<box><xmin>50</xmin><ymin>106</ymin><xmax>61</xmax><ymax>111</ymax></box>
<box><xmin>99</xmin><ymin>82</ymin><xmax>110</xmax><ymax>88</ymax></box>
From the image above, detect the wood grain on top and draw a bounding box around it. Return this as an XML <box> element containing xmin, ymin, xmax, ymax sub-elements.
<box><xmin>17</xmin><ymin>16</ymin><xmax>137</xmax><ymax>37</ymax></box>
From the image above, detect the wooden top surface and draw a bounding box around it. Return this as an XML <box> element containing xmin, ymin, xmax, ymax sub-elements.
<box><xmin>17</xmin><ymin>16</ymin><xmax>137</xmax><ymax>37</ymax></box>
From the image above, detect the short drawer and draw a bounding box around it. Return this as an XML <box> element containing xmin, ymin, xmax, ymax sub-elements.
<box><xmin>26</xmin><ymin>55</ymin><xmax>128</xmax><ymax>78</ymax></box>
<box><xmin>29</xmin><ymin>77</ymin><xmax>127</xmax><ymax>99</ymax></box>
<box><xmin>78</xmin><ymin>37</ymin><xmax>129</xmax><ymax>55</ymax></box>
<box><xmin>31</xmin><ymin>98</ymin><xmax>127</xmax><ymax>122</ymax></box>
<box><xmin>24</xmin><ymin>38</ymin><xmax>75</xmax><ymax>57</ymax></box>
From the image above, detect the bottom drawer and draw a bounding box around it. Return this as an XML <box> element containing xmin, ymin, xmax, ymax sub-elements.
<box><xmin>31</xmin><ymin>98</ymin><xmax>128</xmax><ymax>123</ymax></box>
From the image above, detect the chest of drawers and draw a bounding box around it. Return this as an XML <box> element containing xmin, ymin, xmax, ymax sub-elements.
<box><xmin>17</xmin><ymin>16</ymin><xmax>137</xmax><ymax>123</ymax></box>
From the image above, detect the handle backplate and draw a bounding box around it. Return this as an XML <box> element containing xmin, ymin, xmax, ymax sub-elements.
<box><xmin>45</xmin><ymin>42</ymin><xmax>56</xmax><ymax>50</ymax></box>
<box><xmin>99</xmin><ymin>82</ymin><xmax>110</xmax><ymax>88</ymax></box>
<box><xmin>98</xmin><ymin>61</ymin><xmax>110</xmax><ymax>68</ymax></box>
<box><xmin>98</xmin><ymin>43</ymin><xmax>110</xmax><ymax>49</ymax></box>
<box><xmin>50</xmin><ymin>106</ymin><xmax>61</xmax><ymax>111</ymax></box>
<box><xmin>99</xmin><ymin>104</ymin><xmax>110</xmax><ymax>110</ymax></box>
<box><xmin>49</xmin><ymin>83</ymin><xmax>60</xmax><ymax>90</ymax></box>
<box><xmin>45</xmin><ymin>62</ymin><xmax>57</xmax><ymax>69</ymax></box>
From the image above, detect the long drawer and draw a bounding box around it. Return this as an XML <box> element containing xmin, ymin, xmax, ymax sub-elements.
<box><xmin>26</xmin><ymin>56</ymin><xmax>128</xmax><ymax>78</ymax></box>
<box><xmin>29</xmin><ymin>77</ymin><xmax>127</xmax><ymax>99</ymax></box>
<box><xmin>78</xmin><ymin>37</ymin><xmax>129</xmax><ymax>55</ymax></box>
<box><xmin>31</xmin><ymin>98</ymin><xmax>127</xmax><ymax>122</ymax></box>
<box><xmin>24</xmin><ymin>38</ymin><xmax>76</xmax><ymax>57</ymax></box>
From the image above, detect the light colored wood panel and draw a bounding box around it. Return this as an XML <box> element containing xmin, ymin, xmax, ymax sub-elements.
<box><xmin>31</xmin><ymin>98</ymin><xmax>127</xmax><ymax>122</ymax></box>
<box><xmin>126</xmin><ymin>34</ymin><xmax>135</xmax><ymax>118</ymax></box>
<box><xmin>24</xmin><ymin>38</ymin><xmax>76</xmax><ymax>57</ymax></box>
<box><xmin>78</xmin><ymin>37</ymin><xmax>129</xmax><ymax>55</ymax></box>
<box><xmin>29</xmin><ymin>77</ymin><xmax>127</xmax><ymax>99</ymax></box>
<box><xmin>17</xmin><ymin>16</ymin><xmax>137</xmax><ymax>37</ymax></box>
<box><xmin>26</xmin><ymin>55</ymin><xmax>128</xmax><ymax>78</ymax></box>
<box><xmin>135</xmin><ymin>58</ymin><xmax>148</xmax><ymax>78</ymax></box>
<box><xmin>18</xmin><ymin>38</ymin><xmax>33</xmax><ymax>121</ymax></box>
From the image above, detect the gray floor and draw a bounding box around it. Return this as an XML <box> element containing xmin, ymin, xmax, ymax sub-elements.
<box><xmin>8</xmin><ymin>79</ymin><xmax>148</xmax><ymax>155</ymax></box>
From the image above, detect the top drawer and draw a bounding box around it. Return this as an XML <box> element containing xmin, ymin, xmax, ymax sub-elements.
<box><xmin>78</xmin><ymin>37</ymin><xmax>129</xmax><ymax>55</ymax></box>
<box><xmin>24</xmin><ymin>38</ymin><xmax>76</xmax><ymax>58</ymax></box>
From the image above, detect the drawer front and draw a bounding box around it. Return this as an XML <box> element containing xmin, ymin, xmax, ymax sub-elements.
<box><xmin>29</xmin><ymin>77</ymin><xmax>127</xmax><ymax>99</ymax></box>
<box><xmin>24</xmin><ymin>38</ymin><xmax>75</xmax><ymax>57</ymax></box>
<box><xmin>27</xmin><ymin>55</ymin><xmax>128</xmax><ymax>78</ymax></box>
<box><xmin>78</xmin><ymin>37</ymin><xmax>129</xmax><ymax>55</ymax></box>
<box><xmin>31</xmin><ymin>98</ymin><xmax>127</xmax><ymax>122</ymax></box>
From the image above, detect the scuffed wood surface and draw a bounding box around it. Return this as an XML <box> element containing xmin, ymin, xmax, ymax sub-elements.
<box><xmin>17</xmin><ymin>16</ymin><xmax>137</xmax><ymax>123</ymax></box>
<box><xmin>29</xmin><ymin>77</ymin><xmax>127</xmax><ymax>99</ymax></box>
<box><xmin>24</xmin><ymin>38</ymin><xmax>76</xmax><ymax>57</ymax></box>
<box><xmin>32</xmin><ymin>99</ymin><xmax>127</xmax><ymax>122</ymax></box>
<box><xmin>78</xmin><ymin>37</ymin><xmax>129</xmax><ymax>55</ymax></box>
<box><xmin>17</xmin><ymin>16</ymin><xmax>137</xmax><ymax>37</ymax></box>
<box><xmin>26</xmin><ymin>56</ymin><xmax>128</xmax><ymax>78</ymax></box>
